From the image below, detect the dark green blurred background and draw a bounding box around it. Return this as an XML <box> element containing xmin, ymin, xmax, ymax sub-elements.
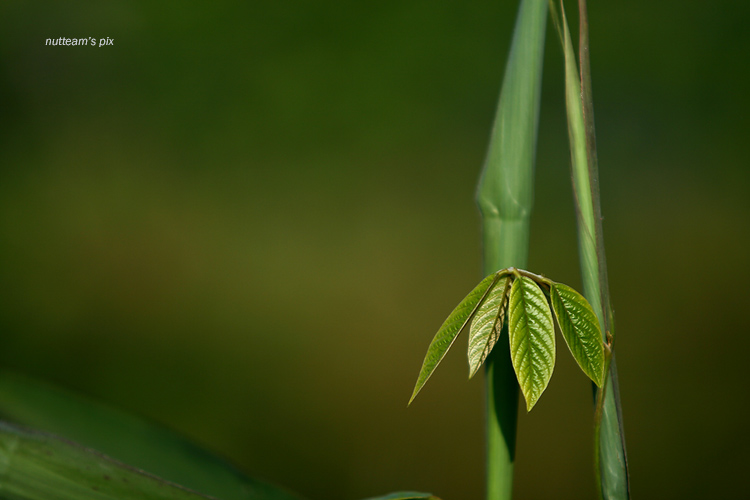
<box><xmin>1</xmin><ymin>1</ymin><xmax>748</xmax><ymax>499</ymax></box>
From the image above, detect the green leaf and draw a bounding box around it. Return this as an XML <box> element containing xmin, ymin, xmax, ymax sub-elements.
<box><xmin>508</xmin><ymin>276</ymin><xmax>555</xmax><ymax>411</ymax></box>
<box><xmin>550</xmin><ymin>283</ymin><xmax>605</xmax><ymax>387</ymax></box>
<box><xmin>362</xmin><ymin>492</ymin><xmax>440</xmax><ymax>500</ymax></box>
<box><xmin>0</xmin><ymin>421</ymin><xmax>213</xmax><ymax>499</ymax></box>
<box><xmin>0</xmin><ymin>371</ymin><xmax>305</xmax><ymax>500</ymax></box>
<box><xmin>468</xmin><ymin>275</ymin><xmax>512</xmax><ymax>378</ymax></box>
<box><xmin>409</xmin><ymin>273</ymin><xmax>500</xmax><ymax>404</ymax></box>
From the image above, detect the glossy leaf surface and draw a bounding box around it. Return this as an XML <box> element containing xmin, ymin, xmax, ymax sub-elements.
<box><xmin>508</xmin><ymin>276</ymin><xmax>555</xmax><ymax>411</ymax></box>
<box><xmin>409</xmin><ymin>273</ymin><xmax>499</xmax><ymax>404</ymax></box>
<box><xmin>468</xmin><ymin>275</ymin><xmax>512</xmax><ymax>378</ymax></box>
<box><xmin>550</xmin><ymin>283</ymin><xmax>605</xmax><ymax>386</ymax></box>
<box><xmin>0</xmin><ymin>371</ymin><xmax>304</xmax><ymax>500</ymax></box>
<box><xmin>0</xmin><ymin>422</ymin><xmax>213</xmax><ymax>500</ymax></box>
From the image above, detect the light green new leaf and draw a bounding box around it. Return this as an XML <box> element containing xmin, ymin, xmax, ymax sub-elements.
<box><xmin>550</xmin><ymin>283</ymin><xmax>605</xmax><ymax>387</ymax></box>
<box><xmin>468</xmin><ymin>275</ymin><xmax>512</xmax><ymax>378</ymax></box>
<box><xmin>0</xmin><ymin>371</ymin><xmax>305</xmax><ymax>500</ymax></box>
<box><xmin>409</xmin><ymin>273</ymin><xmax>500</xmax><ymax>404</ymax></box>
<box><xmin>362</xmin><ymin>492</ymin><xmax>441</xmax><ymax>500</ymax></box>
<box><xmin>508</xmin><ymin>276</ymin><xmax>555</xmax><ymax>411</ymax></box>
<box><xmin>0</xmin><ymin>422</ymin><xmax>213</xmax><ymax>499</ymax></box>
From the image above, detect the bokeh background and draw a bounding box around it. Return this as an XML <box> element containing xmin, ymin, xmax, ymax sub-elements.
<box><xmin>1</xmin><ymin>1</ymin><xmax>748</xmax><ymax>499</ymax></box>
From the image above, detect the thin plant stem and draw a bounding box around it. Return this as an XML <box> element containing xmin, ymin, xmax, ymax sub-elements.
<box><xmin>551</xmin><ymin>1</ymin><xmax>630</xmax><ymax>498</ymax></box>
<box><xmin>476</xmin><ymin>0</ymin><xmax>548</xmax><ymax>498</ymax></box>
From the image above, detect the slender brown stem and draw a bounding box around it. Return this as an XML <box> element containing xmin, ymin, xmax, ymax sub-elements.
<box><xmin>573</xmin><ymin>2</ymin><xmax>630</xmax><ymax>498</ymax></box>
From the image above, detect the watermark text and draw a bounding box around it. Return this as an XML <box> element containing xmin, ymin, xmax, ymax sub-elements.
<box><xmin>45</xmin><ymin>37</ymin><xmax>114</xmax><ymax>47</ymax></box>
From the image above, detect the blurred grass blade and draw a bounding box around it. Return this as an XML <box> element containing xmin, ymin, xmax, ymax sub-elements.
<box><xmin>556</xmin><ymin>2</ymin><xmax>630</xmax><ymax>498</ymax></box>
<box><xmin>0</xmin><ymin>371</ymin><xmax>305</xmax><ymax>500</ymax></box>
<box><xmin>549</xmin><ymin>282</ymin><xmax>605</xmax><ymax>387</ymax></box>
<box><xmin>0</xmin><ymin>421</ymin><xmax>214</xmax><ymax>500</ymax></box>
<box><xmin>362</xmin><ymin>493</ymin><xmax>441</xmax><ymax>500</ymax></box>
<box><xmin>468</xmin><ymin>275</ymin><xmax>512</xmax><ymax>379</ymax></box>
<box><xmin>476</xmin><ymin>0</ymin><xmax>548</xmax><ymax>496</ymax></box>
<box><xmin>507</xmin><ymin>276</ymin><xmax>555</xmax><ymax>411</ymax></box>
<box><xmin>409</xmin><ymin>273</ymin><xmax>500</xmax><ymax>404</ymax></box>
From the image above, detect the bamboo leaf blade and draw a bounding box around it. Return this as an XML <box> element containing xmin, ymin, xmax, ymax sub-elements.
<box><xmin>560</xmin><ymin>6</ymin><xmax>597</xmax><ymax>283</ymax></box>
<box><xmin>409</xmin><ymin>273</ymin><xmax>500</xmax><ymax>404</ymax></box>
<box><xmin>598</xmin><ymin>363</ymin><xmax>628</xmax><ymax>500</ymax></box>
<box><xmin>0</xmin><ymin>422</ymin><xmax>214</xmax><ymax>500</ymax></box>
<box><xmin>507</xmin><ymin>276</ymin><xmax>555</xmax><ymax>411</ymax></box>
<box><xmin>0</xmin><ymin>371</ymin><xmax>305</xmax><ymax>500</ymax></box>
<box><xmin>549</xmin><ymin>283</ymin><xmax>605</xmax><ymax>386</ymax></box>
<box><xmin>557</xmin><ymin>2</ymin><xmax>630</xmax><ymax>498</ymax></box>
<box><xmin>468</xmin><ymin>276</ymin><xmax>512</xmax><ymax>379</ymax></box>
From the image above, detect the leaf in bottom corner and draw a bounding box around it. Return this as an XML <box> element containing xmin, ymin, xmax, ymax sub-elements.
<box><xmin>0</xmin><ymin>421</ymin><xmax>212</xmax><ymax>499</ymax></box>
<box><xmin>362</xmin><ymin>492</ymin><xmax>441</xmax><ymax>500</ymax></box>
<box><xmin>0</xmin><ymin>371</ymin><xmax>305</xmax><ymax>500</ymax></box>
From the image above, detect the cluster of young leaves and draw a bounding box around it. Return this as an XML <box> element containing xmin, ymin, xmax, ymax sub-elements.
<box><xmin>409</xmin><ymin>268</ymin><xmax>608</xmax><ymax>411</ymax></box>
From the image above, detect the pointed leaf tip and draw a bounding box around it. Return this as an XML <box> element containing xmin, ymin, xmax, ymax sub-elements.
<box><xmin>467</xmin><ymin>275</ymin><xmax>512</xmax><ymax>379</ymax></box>
<box><xmin>409</xmin><ymin>273</ymin><xmax>500</xmax><ymax>404</ymax></box>
<box><xmin>550</xmin><ymin>282</ymin><xmax>605</xmax><ymax>387</ymax></box>
<box><xmin>508</xmin><ymin>276</ymin><xmax>555</xmax><ymax>411</ymax></box>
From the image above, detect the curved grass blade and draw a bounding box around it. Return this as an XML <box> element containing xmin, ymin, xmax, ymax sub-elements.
<box><xmin>508</xmin><ymin>276</ymin><xmax>555</xmax><ymax>411</ymax></box>
<box><xmin>550</xmin><ymin>283</ymin><xmax>605</xmax><ymax>386</ymax></box>
<box><xmin>0</xmin><ymin>421</ymin><xmax>213</xmax><ymax>500</ymax></box>
<box><xmin>0</xmin><ymin>371</ymin><xmax>304</xmax><ymax>500</ymax></box>
<box><xmin>409</xmin><ymin>273</ymin><xmax>500</xmax><ymax>404</ymax></box>
<box><xmin>362</xmin><ymin>493</ymin><xmax>441</xmax><ymax>500</ymax></box>
<box><xmin>555</xmin><ymin>2</ymin><xmax>630</xmax><ymax>497</ymax></box>
<box><xmin>468</xmin><ymin>275</ymin><xmax>512</xmax><ymax>378</ymax></box>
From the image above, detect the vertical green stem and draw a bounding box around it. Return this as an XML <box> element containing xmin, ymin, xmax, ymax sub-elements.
<box><xmin>554</xmin><ymin>1</ymin><xmax>630</xmax><ymax>497</ymax></box>
<box><xmin>482</xmin><ymin>222</ymin><xmax>525</xmax><ymax>500</ymax></box>
<box><xmin>476</xmin><ymin>1</ymin><xmax>548</xmax><ymax>499</ymax></box>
